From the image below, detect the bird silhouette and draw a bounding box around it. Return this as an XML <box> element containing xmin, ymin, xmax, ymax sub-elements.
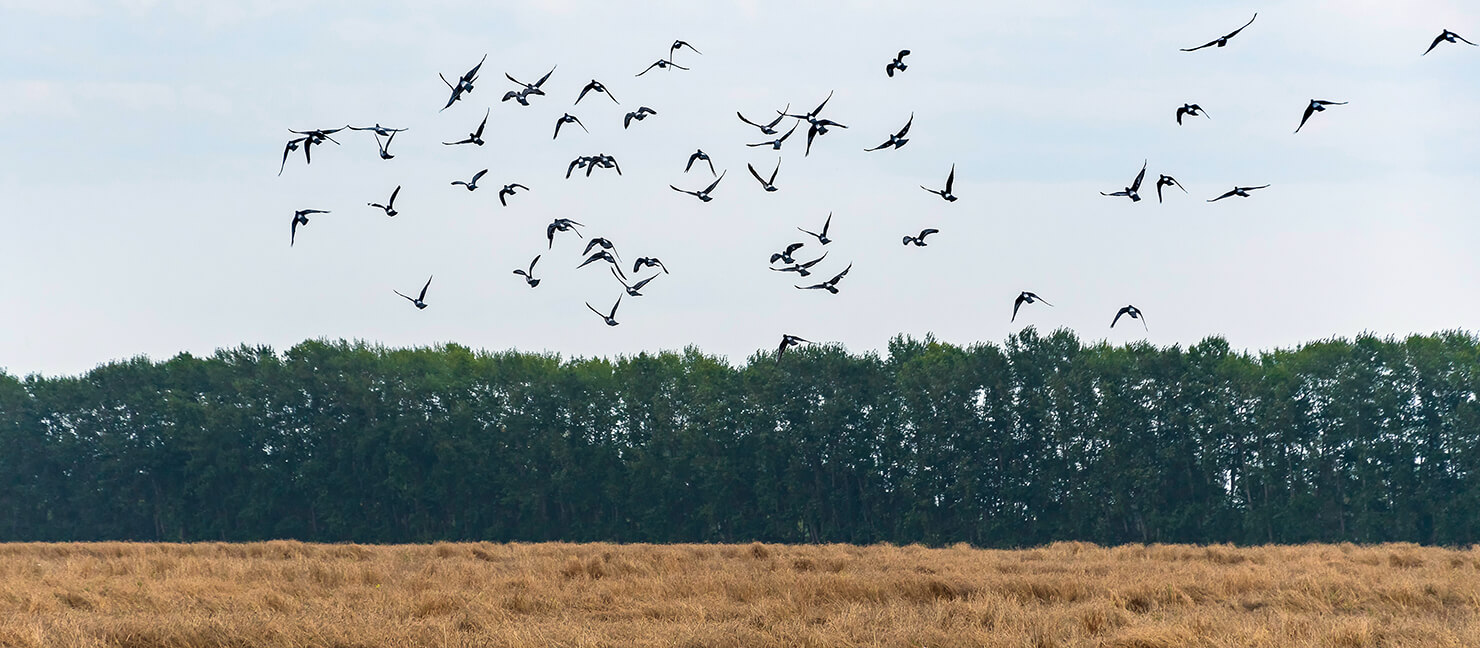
<box><xmin>671</xmin><ymin>171</ymin><xmax>725</xmax><ymax>202</ymax></box>
<box><xmin>902</xmin><ymin>228</ymin><xmax>939</xmax><ymax>246</ymax></box>
<box><xmin>1112</xmin><ymin>305</ymin><xmax>1147</xmax><ymax>330</ymax></box>
<box><xmin>885</xmin><ymin>50</ymin><xmax>910</xmax><ymax>77</ymax></box>
<box><xmin>587</xmin><ymin>295</ymin><xmax>622</xmax><ymax>326</ymax></box>
<box><xmin>623</xmin><ymin>106</ymin><xmax>658</xmax><ymax>129</ymax></box>
<box><xmin>1101</xmin><ymin>160</ymin><xmax>1147</xmax><ymax>202</ymax></box>
<box><xmin>443</xmin><ymin>108</ymin><xmax>489</xmax><ymax>145</ymax></box>
<box><xmin>685</xmin><ymin>149</ymin><xmax>716</xmax><ymax>176</ymax></box>
<box><xmin>777</xmin><ymin>334</ymin><xmax>809</xmax><ymax>361</ymax></box>
<box><xmin>796</xmin><ymin>263</ymin><xmax>852</xmax><ymax>294</ymax></box>
<box><xmin>864</xmin><ymin>113</ymin><xmax>913</xmax><ymax>151</ymax></box>
<box><xmin>1181</xmin><ymin>13</ymin><xmax>1257</xmax><ymax>51</ymax></box>
<box><xmin>583</xmin><ymin>237</ymin><xmax>621</xmax><ymax>261</ymax></box>
<box><xmin>289</xmin><ymin>209</ymin><xmax>328</xmax><ymax>246</ymax></box>
<box><xmin>798</xmin><ymin>213</ymin><xmax>834</xmax><ymax>245</ymax></box>
<box><xmin>1012</xmin><ymin>291</ymin><xmax>1052</xmax><ymax>322</ymax></box>
<box><xmin>440</xmin><ymin>54</ymin><xmax>486</xmax><ymax>110</ymax></box>
<box><xmin>575</xmin><ymin>79</ymin><xmax>619</xmax><ymax>105</ymax></box>
<box><xmin>394</xmin><ymin>276</ymin><xmax>433</xmax><ymax>310</ymax></box>
<box><xmin>1156</xmin><ymin>175</ymin><xmax>1187</xmax><ymax>203</ymax></box>
<box><xmin>770</xmin><ymin>252</ymin><xmax>828</xmax><ymax>277</ymax></box>
<box><xmin>1208</xmin><ymin>185</ymin><xmax>1270</xmax><ymax>202</ymax></box>
<box><xmin>278</xmin><ymin>137</ymin><xmax>306</xmax><ymax>175</ymax></box>
<box><xmin>512</xmin><ymin>256</ymin><xmax>541</xmax><ymax>288</ymax></box>
<box><xmin>547</xmin><ymin>218</ymin><xmax>584</xmax><ymax>248</ymax></box>
<box><xmin>1176</xmin><ymin>103</ymin><xmax>1209</xmax><ymax>125</ymax></box>
<box><xmin>553</xmin><ymin>113</ymin><xmax>588</xmax><ymax>140</ymax></box>
<box><xmin>451</xmin><ymin>169</ymin><xmax>488</xmax><ymax>191</ymax></box>
<box><xmin>633</xmin><ymin>257</ymin><xmax>669</xmax><ymax>274</ymax></box>
<box><xmin>1294</xmin><ymin>100</ymin><xmax>1347</xmax><ymax>133</ymax></box>
<box><xmin>748</xmin><ymin>159</ymin><xmax>781</xmax><ymax>192</ymax></box>
<box><xmin>922</xmin><ymin>164</ymin><xmax>958</xmax><ymax>201</ymax></box>
<box><xmin>368</xmin><ymin>186</ymin><xmax>400</xmax><ymax>217</ymax></box>
<box><xmin>372</xmin><ymin>132</ymin><xmax>397</xmax><ymax>159</ymax></box>
<box><xmin>498</xmin><ymin>183</ymin><xmax>528</xmax><ymax>207</ymax></box>
<box><xmin>578</xmin><ymin>250</ymin><xmax>626</xmax><ymax>279</ymax></box>
<box><xmin>738</xmin><ymin>106</ymin><xmax>789</xmax><ymax>135</ymax></box>
<box><xmin>1424</xmin><ymin>29</ymin><xmax>1476</xmax><ymax>55</ymax></box>
<box><xmin>613</xmin><ymin>268</ymin><xmax>658</xmax><ymax>296</ymax></box>
<box><xmin>746</xmin><ymin>123</ymin><xmax>798</xmax><ymax>150</ymax></box>
<box><xmin>770</xmin><ymin>242</ymin><xmax>805</xmax><ymax>265</ymax></box>
<box><xmin>671</xmin><ymin>40</ymin><xmax>702</xmax><ymax>57</ymax></box>
<box><xmin>636</xmin><ymin>58</ymin><xmax>688</xmax><ymax>76</ymax></box>
<box><xmin>348</xmin><ymin>124</ymin><xmax>406</xmax><ymax>137</ymax></box>
<box><xmin>503</xmin><ymin>66</ymin><xmax>555</xmax><ymax>104</ymax></box>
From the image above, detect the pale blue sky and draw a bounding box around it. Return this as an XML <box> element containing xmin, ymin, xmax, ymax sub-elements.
<box><xmin>1</xmin><ymin>0</ymin><xmax>1477</xmax><ymax>375</ymax></box>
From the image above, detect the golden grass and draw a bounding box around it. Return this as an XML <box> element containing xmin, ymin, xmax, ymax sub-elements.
<box><xmin>0</xmin><ymin>541</ymin><xmax>1476</xmax><ymax>647</ymax></box>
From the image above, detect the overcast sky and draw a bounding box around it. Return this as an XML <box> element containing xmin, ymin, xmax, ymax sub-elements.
<box><xmin>1</xmin><ymin>0</ymin><xmax>1477</xmax><ymax>376</ymax></box>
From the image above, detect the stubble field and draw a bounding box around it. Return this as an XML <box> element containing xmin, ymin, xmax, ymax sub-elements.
<box><xmin>0</xmin><ymin>541</ymin><xmax>1476</xmax><ymax>647</ymax></box>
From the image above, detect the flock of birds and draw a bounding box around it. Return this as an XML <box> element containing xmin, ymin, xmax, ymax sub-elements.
<box><xmin>278</xmin><ymin>21</ymin><xmax>1475</xmax><ymax>361</ymax></box>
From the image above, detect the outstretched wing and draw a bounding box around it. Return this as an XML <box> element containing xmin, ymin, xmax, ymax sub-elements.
<box><xmin>1112</xmin><ymin>308</ymin><xmax>1128</xmax><ymax>328</ymax></box>
<box><xmin>1295</xmin><ymin>103</ymin><xmax>1317</xmax><ymax>133</ymax></box>
<box><xmin>418</xmin><ymin>276</ymin><xmax>433</xmax><ymax>301</ymax></box>
<box><xmin>1180</xmin><ymin>39</ymin><xmax>1217</xmax><ymax>52</ymax></box>
<box><xmin>1224</xmin><ymin>12</ymin><xmax>1257</xmax><ymax>39</ymax></box>
<box><xmin>1131</xmin><ymin>161</ymin><xmax>1147</xmax><ymax>192</ymax></box>
<box><xmin>703</xmin><ymin>170</ymin><xmax>726</xmax><ymax>194</ymax></box>
<box><xmin>1207</xmin><ymin>189</ymin><xmax>1238</xmax><ymax>202</ymax></box>
<box><xmin>897</xmin><ymin>113</ymin><xmax>914</xmax><ymax>138</ymax></box>
<box><xmin>944</xmin><ymin>165</ymin><xmax>956</xmax><ymax>193</ymax></box>
<box><xmin>1012</xmin><ymin>294</ymin><xmax>1026</xmax><ymax>322</ymax></box>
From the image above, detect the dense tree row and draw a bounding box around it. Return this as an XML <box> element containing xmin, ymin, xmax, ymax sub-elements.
<box><xmin>2</xmin><ymin>329</ymin><xmax>1478</xmax><ymax>545</ymax></box>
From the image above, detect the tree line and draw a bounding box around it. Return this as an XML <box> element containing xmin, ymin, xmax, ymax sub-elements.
<box><xmin>1</xmin><ymin>329</ymin><xmax>1477</xmax><ymax>546</ymax></box>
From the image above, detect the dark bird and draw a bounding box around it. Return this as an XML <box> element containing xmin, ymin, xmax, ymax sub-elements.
<box><xmin>553</xmin><ymin>113</ymin><xmax>588</xmax><ymax>140</ymax></box>
<box><xmin>287</xmin><ymin>127</ymin><xmax>344</xmax><ymax>168</ymax></box>
<box><xmin>439</xmin><ymin>54</ymin><xmax>485</xmax><ymax>111</ymax></box>
<box><xmin>444</xmin><ymin>108</ymin><xmax>489</xmax><ymax>146</ymax></box>
<box><xmin>746</xmin><ymin>123</ymin><xmax>799</xmax><ymax>150</ymax></box>
<box><xmin>278</xmin><ymin>137</ymin><xmax>306</xmax><ymax>175</ymax></box>
<box><xmin>613</xmin><ymin>268</ymin><xmax>658</xmax><ymax>296</ymax></box>
<box><xmin>373</xmin><ymin>132</ymin><xmax>397</xmax><ymax>160</ymax></box>
<box><xmin>587</xmin><ymin>295</ymin><xmax>622</xmax><ymax>326</ymax></box>
<box><xmin>1155</xmin><ymin>175</ymin><xmax>1187</xmax><ymax>204</ymax></box>
<box><xmin>670</xmin><ymin>40</ymin><xmax>702</xmax><ymax>57</ymax></box>
<box><xmin>289</xmin><ymin>209</ymin><xmax>328</xmax><ymax>246</ymax></box>
<box><xmin>623</xmin><ymin>106</ymin><xmax>658</xmax><ymax>129</ymax></box>
<box><xmin>503</xmin><ymin>66</ymin><xmax>556</xmax><ymax>104</ymax></box>
<box><xmin>1111</xmin><ymin>305</ymin><xmax>1147</xmax><ymax>330</ymax></box>
<box><xmin>348</xmin><ymin>124</ymin><xmax>407</xmax><ymax>137</ymax></box>
<box><xmin>685</xmin><ymin>149</ymin><xmax>716</xmax><ymax>175</ymax></box>
<box><xmin>671</xmin><ymin>170</ymin><xmax>725</xmax><ymax>202</ymax></box>
<box><xmin>748</xmin><ymin>159</ymin><xmax>781</xmax><ymax>192</ymax></box>
<box><xmin>770</xmin><ymin>242</ymin><xmax>805</xmax><ymax>265</ymax></box>
<box><xmin>498</xmin><ymin>183</ymin><xmax>529</xmax><ymax>207</ymax></box>
<box><xmin>394</xmin><ymin>276</ymin><xmax>433</xmax><ymax>310</ymax></box>
<box><xmin>771</xmin><ymin>251</ymin><xmax>828</xmax><ymax>277</ymax></box>
<box><xmin>636</xmin><ymin>58</ymin><xmax>689</xmax><ymax>76</ymax></box>
<box><xmin>885</xmin><ymin>49</ymin><xmax>910</xmax><ymax>77</ymax></box>
<box><xmin>583</xmin><ymin>237</ymin><xmax>621</xmax><ymax>262</ymax></box>
<box><xmin>1208</xmin><ymin>185</ymin><xmax>1270</xmax><ymax>202</ymax></box>
<box><xmin>796</xmin><ymin>263</ymin><xmax>852</xmax><ymax>294</ymax></box>
<box><xmin>633</xmin><ymin>257</ymin><xmax>669</xmax><ymax>274</ymax></box>
<box><xmin>1294</xmin><ymin>100</ymin><xmax>1347</xmax><ymax>133</ymax></box>
<box><xmin>451</xmin><ymin>169</ymin><xmax>488</xmax><ymax>191</ymax></box>
<box><xmin>776</xmin><ymin>334</ymin><xmax>809</xmax><ymax>361</ymax></box>
<box><xmin>502</xmin><ymin>88</ymin><xmax>533</xmax><ymax>105</ymax></box>
<box><xmin>1011</xmin><ymin>291</ymin><xmax>1052</xmax><ymax>322</ymax></box>
<box><xmin>512</xmin><ymin>255</ymin><xmax>541</xmax><ymax>288</ymax></box>
<box><xmin>1101</xmin><ymin>160</ymin><xmax>1147</xmax><ymax>202</ymax></box>
<box><xmin>1176</xmin><ymin>103</ymin><xmax>1209</xmax><ymax>125</ymax></box>
<box><xmin>804</xmin><ymin>117</ymin><xmax>847</xmax><ymax>156</ymax></box>
<box><xmin>1181</xmin><ymin>13</ymin><xmax>1257</xmax><ymax>51</ymax></box>
<box><xmin>901</xmin><ymin>228</ymin><xmax>939</xmax><ymax>246</ymax></box>
<box><xmin>566</xmin><ymin>156</ymin><xmax>592</xmax><ymax>179</ymax></box>
<box><xmin>591</xmin><ymin>153</ymin><xmax>622</xmax><ymax>176</ymax></box>
<box><xmin>864</xmin><ymin>113</ymin><xmax>913</xmax><ymax>151</ymax></box>
<box><xmin>798</xmin><ymin>213</ymin><xmax>834</xmax><ymax>245</ymax></box>
<box><xmin>922</xmin><ymin>164</ymin><xmax>958</xmax><ymax>202</ymax></box>
<box><xmin>578</xmin><ymin>250</ymin><xmax>626</xmax><ymax>278</ymax></box>
<box><xmin>783</xmin><ymin>90</ymin><xmax>834</xmax><ymax>121</ymax></box>
<box><xmin>547</xmin><ymin>218</ymin><xmax>584</xmax><ymax>248</ymax></box>
<box><xmin>1424</xmin><ymin>29</ymin><xmax>1476</xmax><ymax>55</ymax></box>
<box><xmin>368</xmin><ymin>186</ymin><xmax>400</xmax><ymax>217</ymax></box>
<box><xmin>737</xmin><ymin>106</ymin><xmax>789</xmax><ymax>135</ymax></box>
<box><xmin>575</xmin><ymin>79</ymin><xmax>619</xmax><ymax>105</ymax></box>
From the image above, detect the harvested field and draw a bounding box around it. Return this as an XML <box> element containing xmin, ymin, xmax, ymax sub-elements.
<box><xmin>0</xmin><ymin>541</ymin><xmax>1476</xmax><ymax>647</ymax></box>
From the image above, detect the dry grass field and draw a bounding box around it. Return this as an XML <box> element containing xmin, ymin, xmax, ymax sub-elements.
<box><xmin>0</xmin><ymin>541</ymin><xmax>1477</xmax><ymax>647</ymax></box>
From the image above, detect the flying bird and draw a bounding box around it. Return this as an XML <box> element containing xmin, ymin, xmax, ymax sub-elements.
<box><xmin>670</xmin><ymin>40</ymin><xmax>702</xmax><ymax>57</ymax></box>
<box><xmin>289</xmin><ymin>209</ymin><xmax>328</xmax><ymax>246</ymax></box>
<box><xmin>547</xmin><ymin>218</ymin><xmax>584</xmax><ymax>248</ymax></box>
<box><xmin>748</xmin><ymin>159</ymin><xmax>781</xmax><ymax>192</ymax></box>
<box><xmin>798</xmin><ymin>213</ymin><xmax>834</xmax><ymax>245</ymax></box>
<box><xmin>451</xmin><ymin>169</ymin><xmax>488</xmax><ymax>191</ymax></box>
<box><xmin>591</xmin><ymin>153</ymin><xmax>622</xmax><ymax>176</ymax></box>
<box><xmin>636</xmin><ymin>58</ymin><xmax>688</xmax><ymax>76</ymax></box>
<box><xmin>633</xmin><ymin>257</ymin><xmax>669</xmax><ymax>274</ymax></box>
<box><xmin>498</xmin><ymin>183</ymin><xmax>528</xmax><ymax>207</ymax></box>
<box><xmin>771</xmin><ymin>252</ymin><xmax>829</xmax><ymax>277</ymax></box>
<box><xmin>394</xmin><ymin>276</ymin><xmax>433</xmax><ymax>310</ymax></box>
<box><xmin>613</xmin><ymin>268</ymin><xmax>658</xmax><ymax>297</ymax></box>
<box><xmin>864</xmin><ymin>113</ymin><xmax>913</xmax><ymax>151</ymax></box>
<box><xmin>1011</xmin><ymin>291</ymin><xmax>1052</xmax><ymax>322</ymax></box>
<box><xmin>885</xmin><ymin>49</ymin><xmax>910</xmax><ymax>77</ymax></box>
<box><xmin>503</xmin><ymin>66</ymin><xmax>555</xmax><ymax>104</ymax></box>
<box><xmin>278</xmin><ymin>137</ymin><xmax>306</xmax><ymax>175</ymax></box>
<box><xmin>578</xmin><ymin>250</ymin><xmax>626</xmax><ymax>279</ymax></box>
<box><xmin>348</xmin><ymin>124</ymin><xmax>406</xmax><ymax>137</ymax></box>
<box><xmin>1101</xmin><ymin>160</ymin><xmax>1147</xmax><ymax>202</ymax></box>
<box><xmin>623</xmin><ymin>106</ymin><xmax>658</xmax><ymax>129</ymax></box>
<box><xmin>770</xmin><ymin>242</ymin><xmax>806</xmax><ymax>265</ymax></box>
<box><xmin>1208</xmin><ymin>185</ymin><xmax>1270</xmax><ymax>202</ymax></box>
<box><xmin>901</xmin><ymin>228</ymin><xmax>939</xmax><ymax>246</ymax></box>
<box><xmin>368</xmin><ymin>186</ymin><xmax>400</xmax><ymax>217</ymax></box>
<box><xmin>671</xmin><ymin>171</ymin><xmax>725</xmax><ymax>202</ymax></box>
<box><xmin>575</xmin><ymin>79</ymin><xmax>619</xmax><ymax>105</ymax></box>
<box><xmin>1181</xmin><ymin>13</ymin><xmax>1257</xmax><ymax>51</ymax></box>
<box><xmin>587</xmin><ymin>295</ymin><xmax>622</xmax><ymax>326</ymax></box>
<box><xmin>804</xmin><ymin>117</ymin><xmax>848</xmax><ymax>156</ymax></box>
<box><xmin>444</xmin><ymin>108</ymin><xmax>489</xmax><ymax>146</ymax></box>
<box><xmin>1155</xmin><ymin>175</ymin><xmax>1186</xmax><ymax>203</ymax></box>
<box><xmin>439</xmin><ymin>54</ymin><xmax>485</xmax><ymax>111</ymax></box>
<box><xmin>685</xmin><ymin>149</ymin><xmax>716</xmax><ymax>175</ymax></box>
<box><xmin>512</xmin><ymin>255</ymin><xmax>541</xmax><ymax>288</ymax></box>
<box><xmin>737</xmin><ymin>106</ymin><xmax>789</xmax><ymax>135</ymax></box>
<box><xmin>782</xmin><ymin>91</ymin><xmax>834</xmax><ymax>121</ymax></box>
<box><xmin>286</xmin><ymin>127</ymin><xmax>343</xmax><ymax>168</ymax></box>
<box><xmin>553</xmin><ymin>113</ymin><xmax>588</xmax><ymax>140</ymax></box>
<box><xmin>1294</xmin><ymin>100</ymin><xmax>1347</xmax><ymax>133</ymax></box>
<box><xmin>1111</xmin><ymin>305</ymin><xmax>1147</xmax><ymax>330</ymax></box>
<box><xmin>921</xmin><ymin>164</ymin><xmax>958</xmax><ymax>202</ymax></box>
<box><xmin>583</xmin><ymin>237</ymin><xmax>621</xmax><ymax>262</ymax></box>
<box><xmin>1176</xmin><ymin>103</ymin><xmax>1209</xmax><ymax>125</ymax></box>
<box><xmin>746</xmin><ymin>123</ymin><xmax>798</xmax><ymax>150</ymax></box>
<box><xmin>372</xmin><ymin>132</ymin><xmax>397</xmax><ymax>159</ymax></box>
<box><xmin>776</xmin><ymin>334</ymin><xmax>809</xmax><ymax>361</ymax></box>
<box><xmin>796</xmin><ymin>263</ymin><xmax>852</xmax><ymax>294</ymax></box>
<box><xmin>1424</xmin><ymin>29</ymin><xmax>1476</xmax><ymax>55</ymax></box>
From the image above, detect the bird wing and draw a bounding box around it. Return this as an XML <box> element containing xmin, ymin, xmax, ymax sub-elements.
<box><xmin>636</xmin><ymin>61</ymin><xmax>660</xmax><ymax>76</ymax></box>
<box><xmin>1156</xmin><ymin>181</ymin><xmax>1165</xmax><ymax>203</ymax></box>
<box><xmin>290</xmin><ymin>217</ymin><xmax>299</xmax><ymax>246</ymax></box>
<box><xmin>609</xmin><ymin>295</ymin><xmax>621</xmax><ymax>318</ymax></box>
<box><xmin>885</xmin><ymin>63</ymin><xmax>896</xmax><ymax>77</ymax></box>
<box><xmin>1423</xmin><ymin>34</ymin><xmax>1445</xmax><ymax>55</ymax></box>
<box><xmin>1012</xmin><ymin>294</ymin><xmax>1026</xmax><ymax>322</ymax></box>
<box><xmin>389</xmin><ymin>186</ymin><xmax>400</xmax><ymax>205</ymax></box>
<box><xmin>920</xmin><ymin>228</ymin><xmax>939</xmax><ymax>239</ymax></box>
<box><xmin>1225</xmin><ymin>12</ymin><xmax>1257</xmax><ymax>39</ymax></box>
<box><xmin>631</xmin><ymin>274</ymin><xmax>656</xmax><ymax>290</ymax></box>
<box><xmin>804</xmin><ymin>124</ymin><xmax>817</xmax><ymax>156</ymax></box>
<box><xmin>530</xmin><ymin>255</ymin><xmax>540</xmax><ymax>272</ymax></box>
<box><xmin>586</xmin><ymin>302</ymin><xmax>604</xmax><ymax>318</ymax></box>
<box><xmin>821</xmin><ymin>213</ymin><xmax>831</xmax><ymax>235</ymax></box>
<box><xmin>498</xmin><ymin>190</ymin><xmax>508</xmax><ymax>207</ymax></box>
<box><xmin>737</xmin><ymin>112</ymin><xmax>763</xmax><ymax>129</ymax></box>
<box><xmin>1131</xmin><ymin>161</ymin><xmax>1147</xmax><ymax>191</ymax></box>
<box><xmin>1112</xmin><ymin>308</ymin><xmax>1128</xmax><ymax>328</ymax></box>
<box><xmin>1455</xmin><ymin>32</ymin><xmax>1478</xmax><ymax>46</ymax></box>
<box><xmin>945</xmin><ymin>165</ymin><xmax>955</xmax><ymax>193</ymax></box>
<box><xmin>1295</xmin><ymin>103</ymin><xmax>1316</xmax><ymax>133</ymax></box>
<box><xmin>1208</xmin><ymin>189</ymin><xmax>1237</xmax><ymax>202</ymax></box>
<box><xmin>535</xmin><ymin>66</ymin><xmax>555</xmax><ymax>87</ymax></box>
<box><xmin>810</xmin><ymin>90</ymin><xmax>834</xmax><ymax>117</ymax></box>
<box><xmin>747</xmin><ymin>163</ymin><xmax>766</xmax><ymax>185</ymax></box>
<box><xmin>864</xmin><ymin>139</ymin><xmax>892</xmax><ymax>152</ymax></box>
<box><xmin>474</xmin><ymin>109</ymin><xmax>489</xmax><ymax>137</ymax></box>
<box><xmin>576</xmin><ymin>83</ymin><xmax>594</xmax><ymax>104</ymax></box>
<box><xmin>624</xmin><ymin>112</ymin><xmax>635</xmax><ymax>129</ymax></box>
<box><xmin>1176</xmin><ymin>107</ymin><xmax>1186</xmax><ymax>125</ymax></box>
<box><xmin>418</xmin><ymin>276</ymin><xmax>432</xmax><ymax>301</ymax></box>
<box><xmin>395</xmin><ymin>290</ymin><xmax>415</xmax><ymax>303</ymax></box>
<box><xmin>472</xmin><ymin>169</ymin><xmax>488</xmax><ymax>183</ymax></box>
<box><xmin>785</xmin><ymin>243</ymin><xmax>804</xmax><ymax>255</ymax></box>
<box><xmin>1242</xmin><ymin>185</ymin><xmax>1271</xmax><ymax>191</ymax></box>
<box><xmin>685</xmin><ymin>152</ymin><xmax>700</xmax><ymax>172</ymax></box>
<box><xmin>829</xmin><ymin>263</ymin><xmax>853</xmax><ymax>284</ymax></box>
<box><xmin>800</xmin><ymin>251</ymin><xmax>829</xmax><ymax>268</ymax></box>
<box><xmin>1180</xmin><ymin>40</ymin><xmax>1217</xmax><ymax>52</ymax></box>
<box><xmin>897</xmin><ymin>113</ymin><xmax>913</xmax><ymax>138</ymax></box>
<box><xmin>671</xmin><ymin>185</ymin><xmax>694</xmax><ymax>196</ymax></box>
<box><xmin>703</xmin><ymin>171</ymin><xmax>725</xmax><ymax>194</ymax></box>
<box><xmin>778</xmin><ymin>123</ymin><xmax>798</xmax><ymax>143</ymax></box>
